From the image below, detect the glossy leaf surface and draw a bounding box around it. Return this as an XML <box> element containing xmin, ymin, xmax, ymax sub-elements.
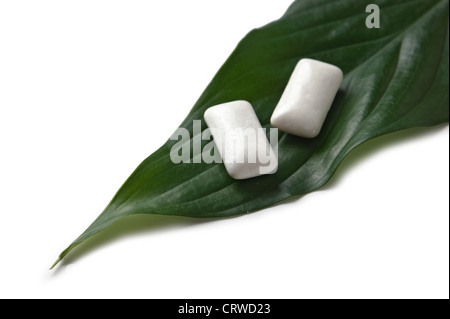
<box><xmin>53</xmin><ymin>0</ymin><xmax>449</xmax><ymax>268</ymax></box>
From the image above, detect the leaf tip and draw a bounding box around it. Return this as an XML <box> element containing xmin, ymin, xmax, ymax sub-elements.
<box><xmin>50</xmin><ymin>257</ymin><xmax>62</xmax><ymax>270</ymax></box>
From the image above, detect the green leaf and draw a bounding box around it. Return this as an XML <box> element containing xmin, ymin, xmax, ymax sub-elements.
<box><xmin>52</xmin><ymin>0</ymin><xmax>449</xmax><ymax>268</ymax></box>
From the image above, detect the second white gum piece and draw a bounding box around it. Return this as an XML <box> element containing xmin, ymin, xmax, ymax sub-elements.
<box><xmin>204</xmin><ymin>100</ymin><xmax>278</xmax><ymax>180</ymax></box>
<box><xmin>271</xmin><ymin>58</ymin><xmax>343</xmax><ymax>138</ymax></box>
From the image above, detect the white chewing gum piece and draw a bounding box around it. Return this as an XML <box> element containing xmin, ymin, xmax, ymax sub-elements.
<box><xmin>271</xmin><ymin>58</ymin><xmax>343</xmax><ymax>138</ymax></box>
<box><xmin>204</xmin><ymin>100</ymin><xmax>278</xmax><ymax>180</ymax></box>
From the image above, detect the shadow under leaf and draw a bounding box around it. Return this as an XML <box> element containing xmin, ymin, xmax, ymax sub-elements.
<box><xmin>53</xmin><ymin>123</ymin><xmax>447</xmax><ymax>272</ymax></box>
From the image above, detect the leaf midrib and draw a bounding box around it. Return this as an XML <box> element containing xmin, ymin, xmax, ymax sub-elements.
<box><xmin>113</xmin><ymin>0</ymin><xmax>448</xmax><ymax>217</ymax></box>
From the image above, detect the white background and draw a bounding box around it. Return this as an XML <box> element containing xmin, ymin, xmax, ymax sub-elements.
<box><xmin>0</xmin><ymin>0</ymin><xmax>448</xmax><ymax>299</ymax></box>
